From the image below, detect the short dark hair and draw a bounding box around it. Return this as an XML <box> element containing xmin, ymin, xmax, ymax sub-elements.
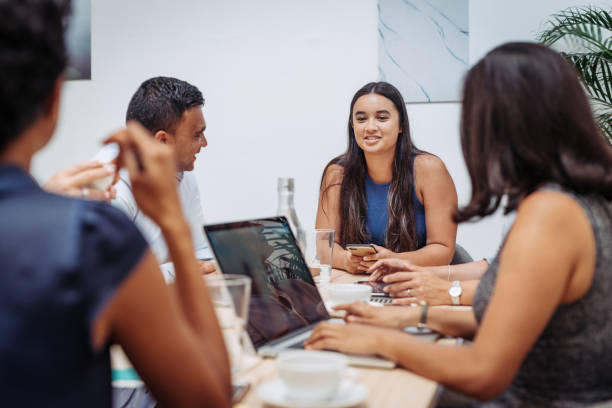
<box><xmin>0</xmin><ymin>0</ymin><xmax>71</xmax><ymax>152</ymax></box>
<box><xmin>456</xmin><ymin>42</ymin><xmax>612</xmax><ymax>223</ymax></box>
<box><xmin>125</xmin><ymin>77</ymin><xmax>204</xmax><ymax>134</ymax></box>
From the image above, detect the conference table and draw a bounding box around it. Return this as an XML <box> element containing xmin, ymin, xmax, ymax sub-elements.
<box><xmin>111</xmin><ymin>268</ymin><xmax>467</xmax><ymax>407</ymax></box>
<box><xmin>233</xmin><ymin>268</ymin><xmax>461</xmax><ymax>408</ymax></box>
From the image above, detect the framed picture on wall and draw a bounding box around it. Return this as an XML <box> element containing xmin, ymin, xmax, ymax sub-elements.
<box><xmin>65</xmin><ymin>0</ymin><xmax>91</xmax><ymax>80</ymax></box>
<box><xmin>378</xmin><ymin>0</ymin><xmax>469</xmax><ymax>103</ymax></box>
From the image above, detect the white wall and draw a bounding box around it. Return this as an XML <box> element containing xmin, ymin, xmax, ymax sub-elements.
<box><xmin>33</xmin><ymin>0</ymin><xmax>611</xmax><ymax>261</ymax></box>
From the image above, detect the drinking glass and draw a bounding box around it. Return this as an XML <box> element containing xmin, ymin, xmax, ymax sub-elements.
<box><xmin>306</xmin><ymin>229</ymin><xmax>335</xmax><ymax>283</ymax></box>
<box><xmin>204</xmin><ymin>274</ymin><xmax>251</xmax><ymax>375</ymax></box>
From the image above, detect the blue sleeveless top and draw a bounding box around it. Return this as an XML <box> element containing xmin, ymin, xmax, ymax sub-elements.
<box><xmin>365</xmin><ymin>165</ymin><xmax>426</xmax><ymax>249</ymax></box>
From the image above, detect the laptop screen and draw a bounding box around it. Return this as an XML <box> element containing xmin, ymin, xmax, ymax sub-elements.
<box><xmin>204</xmin><ymin>217</ymin><xmax>329</xmax><ymax>349</ymax></box>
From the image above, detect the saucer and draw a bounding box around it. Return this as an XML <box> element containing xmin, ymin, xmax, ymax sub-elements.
<box><xmin>257</xmin><ymin>378</ymin><xmax>368</xmax><ymax>408</ymax></box>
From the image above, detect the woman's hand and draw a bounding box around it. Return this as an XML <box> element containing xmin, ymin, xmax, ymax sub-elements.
<box><xmin>333</xmin><ymin>301</ymin><xmax>418</xmax><ymax>329</ymax></box>
<box><xmin>383</xmin><ymin>270</ymin><xmax>452</xmax><ymax>306</ymax></box>
<box><xmin>304</xmin><ymin>321</ymin><xmax>387</xmax><ymax>355</ymax></box>
<box><xmin>367</xmin><ymin>258</ymin><xmax>415</xmax><ymax>281</ymax></box>
<box><xmin>343</xmin><ymin>250</ymin><xmax>366</xmax><ymax>274</ymax></box>
<box><xmin>44</xmin><ymin>161</ymin><xmax>116</xmax><ymax>202</ymax></box>
<box><xmin>107</xmin><ymin>122</ymin><xmax>182</xmax><ymax>228</ymax></box>
<box><xmin>197</xmin><ymin>260</ymin><xmax>217</xmax><ymax>275</ymax></box>
<box><xmin>359</xmin><ymin>244</ymin><xmax>396</xmax><ymax>270</ymax></box>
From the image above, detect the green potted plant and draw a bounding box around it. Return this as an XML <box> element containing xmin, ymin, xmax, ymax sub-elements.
<box><xmin>538</xmin><ymin>6</ymin><xmax>612</xmax><ymax>144</ymax></box>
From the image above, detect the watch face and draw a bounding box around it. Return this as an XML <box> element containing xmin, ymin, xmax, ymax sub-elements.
<box><xmin>449</xmin><ymin>286</ymin><xmax>462</xmax><ymax>297</ymax></box>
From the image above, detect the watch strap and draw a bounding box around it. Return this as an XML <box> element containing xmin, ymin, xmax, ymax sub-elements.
<box><xmin>417</xmin><ymin>301</ymin><xmax>428</xmax><ymax>329</ymax></box>
<box><xmin>450</xmin><ymin>280</ymin><xmax>461</xmax><ymax>305</ymax></box>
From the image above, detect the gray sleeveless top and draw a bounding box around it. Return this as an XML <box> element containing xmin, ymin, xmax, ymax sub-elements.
<box><xmin>473</xmin><ymin>185</ymin><xmax>612</xmax><ymax>407</ymax></box>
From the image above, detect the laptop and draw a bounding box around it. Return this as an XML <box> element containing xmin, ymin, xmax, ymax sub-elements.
<box><xmin>204</xmin><ymin>216</ymin><xmax>395</xmax><ymax>369</ymax></box>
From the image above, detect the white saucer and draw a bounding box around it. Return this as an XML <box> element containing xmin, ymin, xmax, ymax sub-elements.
<box><xmin>257</xmin><ymin>378</ymin><xmax>368</xmax><ymax>408</ymax></box>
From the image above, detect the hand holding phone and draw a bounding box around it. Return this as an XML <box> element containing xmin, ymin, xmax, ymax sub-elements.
<box><xmin>346</xmin><ymin>244</ymin><xmax>377</xmax><ymax>257</ymax></box>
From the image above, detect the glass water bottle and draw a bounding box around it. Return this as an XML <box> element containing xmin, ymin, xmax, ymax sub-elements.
<box><xmin>277</xmin><ymin>177</ymin><xmax>306</xmax><ymax>252</ymax></box>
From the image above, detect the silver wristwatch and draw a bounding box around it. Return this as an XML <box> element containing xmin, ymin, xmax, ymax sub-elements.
<box><xmin>449</xmin><ymin>280</ymin><xmax>462</xmax><ymax>305</ymax></box>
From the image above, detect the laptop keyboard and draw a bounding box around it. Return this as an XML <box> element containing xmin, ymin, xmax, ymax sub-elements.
<box><xmin>370</xmin><ymin>297</ymin><xmax>392</xmax><ymax>305</ymax></box>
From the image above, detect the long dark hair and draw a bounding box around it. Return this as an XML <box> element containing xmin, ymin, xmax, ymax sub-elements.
<box><xmin>321</xmin><ymin>82</ymin><xmax>423</xmax><ymax>252</ymax></box>
<box><xmin>456</xmin><ymin>42</ymin><xmax>612</xmax><ymax>222</ymax></box>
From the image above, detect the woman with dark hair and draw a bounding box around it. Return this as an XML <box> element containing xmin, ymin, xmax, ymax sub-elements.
<box><xmin>0</xmin><ymin>1</ymin><xmax>230</xmax><ymax>406</ymax></box>
<box><xmin>316</xmin><ymin>82</ymin><xmax>458</xmax><ymax>273</ymax></box>
<box><xmin>306</xmin><ymin>43</ymin><xmax>612</xmax><ymax>406</ymax></box>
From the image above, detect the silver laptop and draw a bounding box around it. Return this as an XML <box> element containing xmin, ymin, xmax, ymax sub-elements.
<box><xmin>204</xmin><ymin>216</ymin><xmax>395</xmax><ymax>369</ymax></box>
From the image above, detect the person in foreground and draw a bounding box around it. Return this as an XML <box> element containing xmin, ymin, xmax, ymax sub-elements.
<box><xmin>0</xmin><ymin>1</ymin><xmax>231</xmax><ymax>407</ymax></box>
<box><xmin>316</xmin><ymin>81</ymin><xmax>458</xmax><ymax>273</ymax></box>
<box><xmin>113</xmin><ymin>76</ymin><xmax>216</xmax><ymax>281</ymax></box>
<box><xmin>306</xmin><ymin>42</ymin><xmax>612</xmax><ymax>406</ymax></box>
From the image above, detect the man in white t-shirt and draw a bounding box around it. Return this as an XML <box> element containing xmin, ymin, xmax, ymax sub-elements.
<box><xmin>112</xmin><ymin>76</ymin><xmax>215</xmax><ymax>282</ymax></box>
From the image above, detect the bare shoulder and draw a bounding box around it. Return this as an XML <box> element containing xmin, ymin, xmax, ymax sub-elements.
<box><xmin>516</xmin><ymin>189</ymin><xmax>587</xmax><ymax>228</ymax></box>
<box><xmin>413</xmin><ymin>153</ymin><xmax>448</xmax><ymax>176</ymax></box>
<box><xmin>321</xmin><ymin>163</ymin><xmax>344</xmax><ymax>189</ymax></box>
<box><xmin>510</xmin><ymin>189</ymin><xmax>593</xmax><ymax>262</ymax></box>
<box><xmin>413</xmin><ymin>153</ymin><xmax>455</xmax><ymax>196</ymax></box>
<box><xmin>503</xmin><ymin>189</ymin><xmax>595</xmax><ymax>296</ymax></box>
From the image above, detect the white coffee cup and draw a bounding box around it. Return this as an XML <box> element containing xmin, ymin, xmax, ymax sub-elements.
<box><xmin>328</xmin><ymin>283</ymin><xmax>372</xmax><ymax>305</ymax></box>
<box><xmin>277</xmin><ymin>350</ymin><xmax>347</xmax><ymax>401</ymax></box>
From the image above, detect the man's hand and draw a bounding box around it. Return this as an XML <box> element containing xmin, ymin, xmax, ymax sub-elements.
<box><xmin>44</xmin><ymin>161</ymin><xmax>116</xmax><ymax>202</ymax></box>
<box><xmin>197</xmin><ymin>260</ymin><xmax>217</xmax><ymax>275</ymax></box>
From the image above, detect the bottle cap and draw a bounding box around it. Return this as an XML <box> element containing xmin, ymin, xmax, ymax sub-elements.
<box><xmin>277</xmin><ymin>177</ymin><xmax>294</xmax><ymax>192</ymax></box>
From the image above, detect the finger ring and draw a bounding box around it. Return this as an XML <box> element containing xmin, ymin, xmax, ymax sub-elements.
<box><xmin>81</xmin><ymin>187</ymin><xmax>89</xmax><ymax>198</ymax></box>
<box><xmin>406</xmin><ymin>288</ymin><xmax>411</xmax><ymax>296</ymax></box>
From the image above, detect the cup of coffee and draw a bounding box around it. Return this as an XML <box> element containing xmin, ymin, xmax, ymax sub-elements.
<box><xmin>277</xmin><ymin>350</ymin><xmax>347</xmax><ymax>401</ymax></box>
<box><xmin>328</xmin><ymin>283</ymin><xmax>372</xmax><ymax>305</ymax></box>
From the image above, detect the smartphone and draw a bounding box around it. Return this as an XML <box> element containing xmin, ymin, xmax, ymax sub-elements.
<box><xmin>346</xmin><ymin>243</ymin><xmax>377</xmax><ymax>257</ymax></box>
<box><xmin>232</xmin><ymin>381</ymin><xmax>251</xmax><ymax>404</ymax></box>
<box><xmin>357</xmin><ymin>280</ymin><xmax>390</xmax><ymax>296</ymax></box>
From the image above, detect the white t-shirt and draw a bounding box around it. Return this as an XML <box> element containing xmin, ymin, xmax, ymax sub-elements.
<box><xmin>112</xmin><ymin>170</ymin><xmax>212</xmax><ymax>282</ymax></box>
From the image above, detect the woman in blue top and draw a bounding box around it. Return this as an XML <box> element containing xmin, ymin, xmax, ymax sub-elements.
<box><xmin>316</xmin><ymin>82</ymin><xmax>458</xmax><ymax>273</ymax></box>
<box><xmin>0</xmin><ymin>1</ymin><xmax>230</xmax><ymax>406</ymax></box>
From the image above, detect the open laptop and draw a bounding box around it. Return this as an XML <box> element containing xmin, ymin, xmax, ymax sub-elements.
<box><xmin>204</xmin><ymin>216</ymin><xmax>395</xmax><ymax>369</ymax></box>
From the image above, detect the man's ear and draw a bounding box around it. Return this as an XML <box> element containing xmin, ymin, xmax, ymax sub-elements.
<box><xmin>154</xmin><ymin>130</ymin><xmax>171</xmax><ymax>144</ymax></box>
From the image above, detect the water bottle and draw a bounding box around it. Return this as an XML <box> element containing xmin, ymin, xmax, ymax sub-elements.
<box><xmin>277</xmin><ymin>177</ymin><xmax>306</xmax><ymax>252</ymax></box>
